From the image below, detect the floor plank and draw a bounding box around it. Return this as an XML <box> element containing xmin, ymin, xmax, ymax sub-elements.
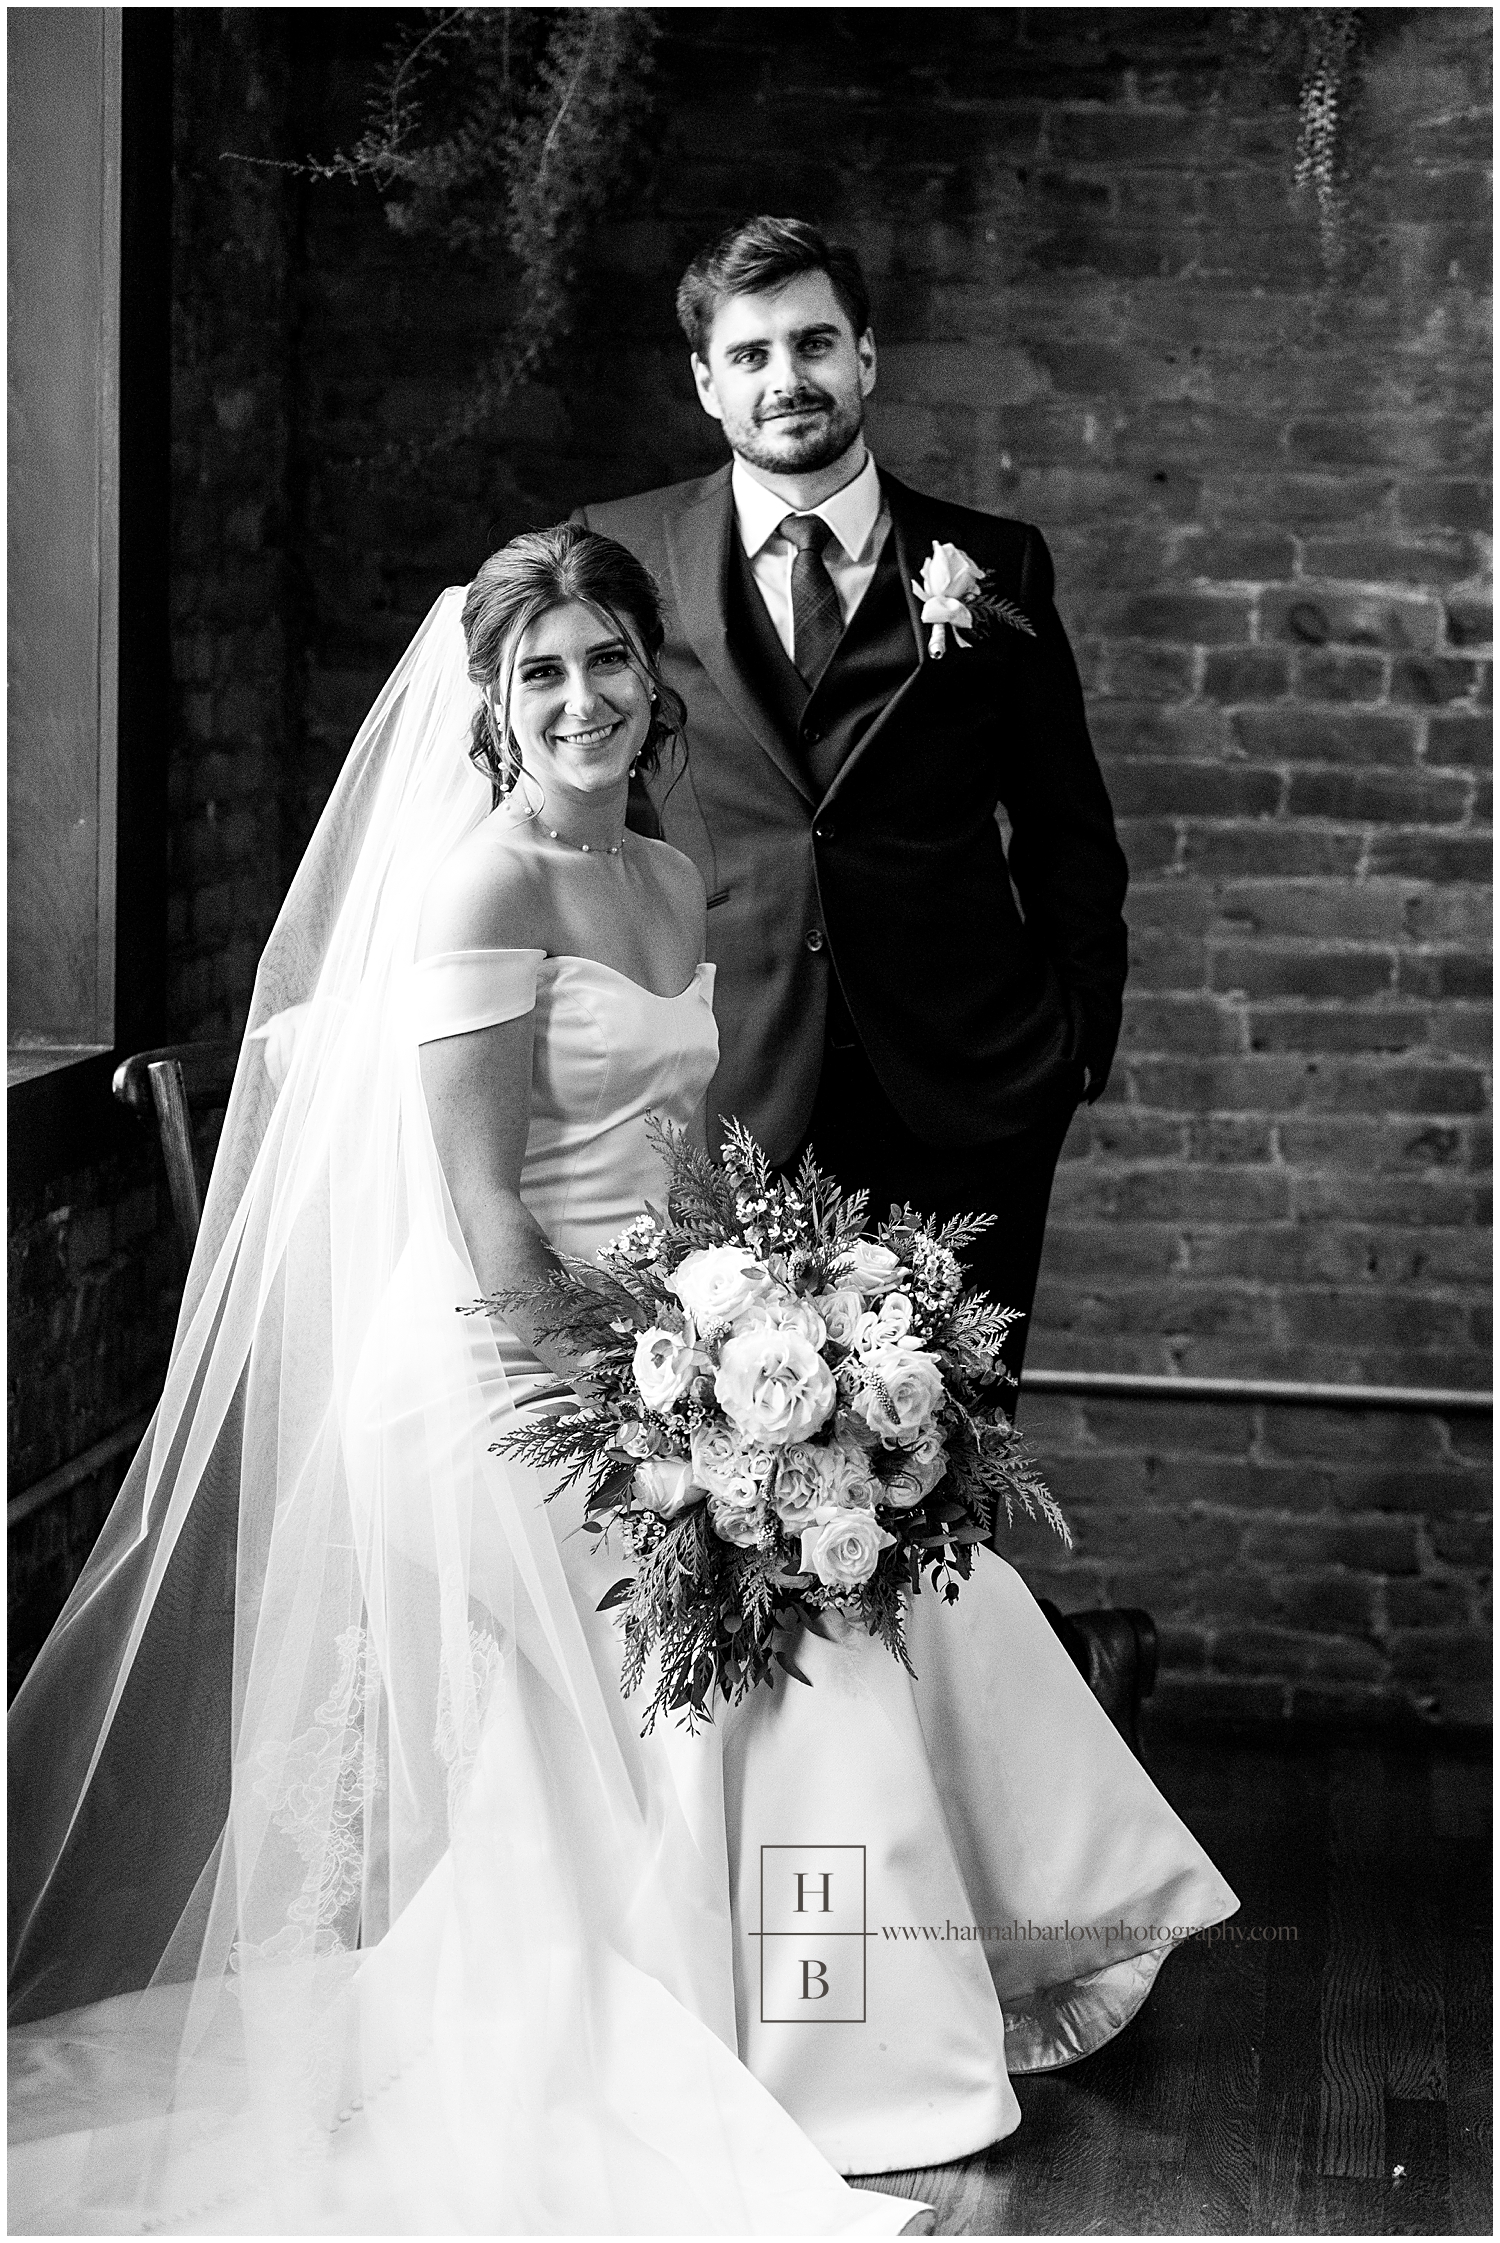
<box><xmin>851</xmin><ymin>1727</ymin><xmax>1490</xmax><ymax>2236</ymax></box>
<box><xmin>1318</xmin><ymin>1749</ymin><xmax>1388</xmax><ymax>2181</ymax></box>
<box><xmin>1250</xmin><ymin>1743</ymin><xmax>1327</xmax><ymax>2235</ymax></box>
<box><xmin>1178</xmin><ymin>1909</ymin><xmax>1263</xmax><ymax>2232</ymax></box>
<box><xmin>1385</xmin><ymin>2097</ymin><xmax>1452</xmax><ymax>2235</ymax></box>
<box><xmin>1381</xmin><ymin>1756</ymin><xmax>1448</xmax><ymax>2106</ymax></box>
<box><xmin>1436</xmin><ymin>1755</ymin><xmax>1493</xmax><ymax>2237</ymax></box>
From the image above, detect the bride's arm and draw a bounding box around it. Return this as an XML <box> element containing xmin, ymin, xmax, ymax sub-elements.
<box><xmin>420</xmin><ymin>1014</ymin><xmax>580</xmax><ymax>1385</ymax></box>
<box><xmin>415</xmin><ymin>834</ymin><xmax>580</xmax><ymax>1384</ymax></box>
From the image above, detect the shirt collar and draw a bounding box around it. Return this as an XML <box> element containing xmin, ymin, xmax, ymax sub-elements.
<box><xmin>732</xmin><ymin>450</ymin><xmax>883</xmax><ymax>562</ymax></box>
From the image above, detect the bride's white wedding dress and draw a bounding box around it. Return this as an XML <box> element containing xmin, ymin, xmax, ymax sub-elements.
<box><xmin>403</xmin><ymin>939</ymin><xmax>1238</xmax><ymax>2124</ymax></box>
<box><xmin>409</xmin><ymin>944</ymin><xmax>1236</xmax><ymax>2167</ymax></box>
<box><xmin>8</xmin><ymin>596</ymin><xmax>1235</xmax><ymax>2235</ymax></box>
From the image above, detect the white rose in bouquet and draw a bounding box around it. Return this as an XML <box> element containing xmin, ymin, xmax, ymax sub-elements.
<box><xmin>689</xmin><ymin>1421</ymin><xmax>769</xmax><ymax>1503</ymax></box>
<box><xmin>770</xmin><ymin>1443</ymin><xmax>827</xmax><ymax>1529</ymax></box>
<box><xmin>852</xmin><ymin>1291</ymin><xmax>916</xmax><ymax>1354</ymax></box>
<box><xmin>715</xmin><ymin>1328</ymin><xmax>837</xmax><ymax>1446</ymax></box>
<box><xmin>708</xmin><ymin>1486</ymin><xmax>767</xmax><ymax>1548</ymax></box>
<box><xmin>631</xmin><ymin>1326</ymin><xmax>704</xmax><ymax>1414</ymax></box>
<box><xmin>667</xmin><ymin>1246</ymin><xmax>773</xmax><ymax>1330</ymax></box>
<box><xmin>814</xmin><ymin>1287</ymin><xmax>865</xmax><ymax>1350</ymax></box>
<box><xmin>881</xmin><ymin>1429</ymin><xmax>948</xmax><ymax>1509</ymax></box>
<box><xmin>631</xmin><ymin>1454</ymin><xmax>703</xmax><ymax>1518</ymax></box>
<box><xmin>799</xmin><ymin>1506</ymin><xmax>897</xmax><ymax>1590</ymax></box>
<box><xmin>838</xmin><ymin>1240</ymin><xmax>903</xmax><ymax>1296</ymax></box>
<box><xmin>856</xmin><ymin>1341</ymin><xmax>946</xmax><ymax>1443</ymax></box>
<box><xmin>818</xmin><ymin>1438</ymin><xmax>878</xmax><ymax>1511</ymax></box>
<box><xmin>731</xmin><ymin>1286</ymin><xmax>827</xmax><ymax>1351</ymax></box>
<box><xmin>769</xmin><ymin>1291</ymin><xmax>829</xmax><ymax>1350</ymax></box>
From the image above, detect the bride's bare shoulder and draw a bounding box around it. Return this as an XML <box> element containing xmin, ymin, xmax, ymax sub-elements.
<box><xmin>630</xmin><ymin>833</ymin><xmax>706</xmax><ymax>920</ymax></box>
<box><xmin>416</xmin><ymin>814</ymin><xmax>550</xmax><ymax>958</ymax></box>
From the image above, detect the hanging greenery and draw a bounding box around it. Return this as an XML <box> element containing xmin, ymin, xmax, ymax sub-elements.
<box><xmin>232</xmin><ymin>8</ymin><xmax>660</xmax><ymax>462</ymax></box>
<box><xmin>1231</xmin><ymin>7</ymin><xmax>1365</xmax><ymax>274</ymax></box>
<box><xmin>1293</xmin><ymin>9</ymin><xmax>1363</xmax><ymax>270</ymax></box>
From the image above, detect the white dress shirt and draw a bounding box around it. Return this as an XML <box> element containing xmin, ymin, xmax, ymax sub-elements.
<box><xmin>731</xmin><ymin>451</ymin><xmax>891</xmax><ymax>663</ymax></box>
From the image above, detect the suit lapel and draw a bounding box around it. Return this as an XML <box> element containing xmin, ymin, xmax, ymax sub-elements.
<box><xmin>889</xmin><ymin>476</ymin><xmax>935</xmax><ymax>663</ymax></box>
<box><xmin>816</xmin><ymin>473</ymin><xmax>930</xmax><ymax>813</ymax></box>
<box><xmin>664</xmin><ymin>471</ymin><xmax>815</xmax><ymax>806</ymax></box>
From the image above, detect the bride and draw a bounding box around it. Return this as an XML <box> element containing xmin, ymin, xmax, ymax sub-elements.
<box><xmin>8</xmin><ymin>526</ymin><xmax>1235</xmax><ymax>2235</ymax></box>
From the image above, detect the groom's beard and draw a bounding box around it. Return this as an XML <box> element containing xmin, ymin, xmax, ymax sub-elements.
<box><xmin>727</xmin><ymin>387</ymin><xmax>865</xmax><ymax>478</ymax></box>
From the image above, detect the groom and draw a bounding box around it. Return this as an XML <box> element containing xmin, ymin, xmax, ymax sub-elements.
<box><xmin>578</xmin><ymin>216</ymin><xmax>1128</xmax><ymax>1381</ymax></box>
<box><xmin>577</xmin><ymin>218</ymin><xmax>1151</xmax><ymax>1741</ymax></box>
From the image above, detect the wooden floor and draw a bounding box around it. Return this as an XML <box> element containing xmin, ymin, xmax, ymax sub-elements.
<box><xmin>853</xmin><ymin>1726</ymin><xmax>1491</xmax><ymax>2235</ymax></box>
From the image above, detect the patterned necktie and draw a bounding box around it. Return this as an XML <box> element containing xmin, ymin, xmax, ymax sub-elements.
<box><xmin>779</xmin><ymin>512</ymin><xmax>843</xmax><ymax>686</ymax></box>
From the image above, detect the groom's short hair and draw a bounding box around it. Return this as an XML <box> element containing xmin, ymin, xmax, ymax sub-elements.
<box><xmin>675</xmin><ymin>216</ymin><xmax>872</xmax><ymax>356</ymax></box>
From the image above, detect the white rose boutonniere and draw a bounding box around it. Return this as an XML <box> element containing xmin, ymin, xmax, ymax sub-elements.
<box><xmin>913</xmin><ymin>539</ymin><xmax>1037</xmax><ymax>659</ymax></box>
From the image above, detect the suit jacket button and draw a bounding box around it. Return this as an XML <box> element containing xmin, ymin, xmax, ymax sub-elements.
<box><xmin>814</xmin><ymin>821</ymin><xmax>834</xmax><ymax>843</ymax></box>
<box><xmin>804</xmin><ymin>928</ymin><xmax>826</xmax><ymax>953</ymax></box>
<box><xmin>804</xmin><ymin>727</ymin><xmax>823</xmax><ymax>745</ymax></box>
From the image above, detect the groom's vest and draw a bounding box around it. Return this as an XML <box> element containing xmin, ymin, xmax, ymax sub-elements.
<box><xmin>727</xmin><ymin>527</ymin><xmax>918</xmax><ymax>801</ymax></box>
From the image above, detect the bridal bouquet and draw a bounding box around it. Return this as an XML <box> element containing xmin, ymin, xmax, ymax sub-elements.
<box><xmin>479</xmin><ymin>1122</ymin><xmax>1068</xmax><ymax>1730</ymax></box>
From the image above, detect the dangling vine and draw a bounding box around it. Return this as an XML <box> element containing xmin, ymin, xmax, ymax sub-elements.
<box><xmin>228</xmin><ymin>8</ymin><xmax>660</xmax><ymax>464</ymax></box>
<box><xmin>1293</xmin><ymin>10</ymin><xmax>1362</xmax><ymax>271</ymax></box>
<box><xmin>1231</xmin><ymin>7</ymin><xmax>1366</xmax><ymax>275</ymax></box>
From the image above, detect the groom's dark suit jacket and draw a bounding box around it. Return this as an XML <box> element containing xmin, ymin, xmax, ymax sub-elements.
<box><xmin>577</xmin><ymin>465</ymin><xmax>1128</xmax><ymax>1165</ymax></box>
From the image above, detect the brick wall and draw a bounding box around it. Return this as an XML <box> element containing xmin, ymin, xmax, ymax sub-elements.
<box><xmin>11</xmin><ymin>8</ymin><xmax>1490</xmax><ymax>1724</ymax></box>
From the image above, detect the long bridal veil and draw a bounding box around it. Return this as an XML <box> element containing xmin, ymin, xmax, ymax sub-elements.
<box><xmin>8</xmin><ymin>589</ymin><xmax>907</xmax><ymax>2235</ymax></box>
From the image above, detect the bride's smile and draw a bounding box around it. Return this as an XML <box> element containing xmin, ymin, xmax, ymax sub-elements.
<box><xmin>552</xmin><ymin>719</ymin><xmax>622</xmax><ymax>746</ymax></box>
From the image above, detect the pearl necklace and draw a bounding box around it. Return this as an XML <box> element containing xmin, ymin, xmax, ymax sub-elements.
<box><xmin>543</xmin><ymin>824</ymin><xmax>625</xmax><ymax>856</ymax></box>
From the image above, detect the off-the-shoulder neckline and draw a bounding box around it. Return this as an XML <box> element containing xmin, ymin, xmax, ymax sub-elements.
<box><xmin>411</xmin><ymin>949</ymin><xmax>713</xmax><ymax>1003</ymax></box>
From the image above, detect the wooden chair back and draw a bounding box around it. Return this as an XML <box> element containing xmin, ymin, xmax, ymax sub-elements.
<box><xmin>112</xmin><ymin>1041</ymin><xmax>240</xmax><ymax>1254</ymax></box>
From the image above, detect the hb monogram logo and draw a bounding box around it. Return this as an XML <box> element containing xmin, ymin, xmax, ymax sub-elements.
<box><xmin>757</xmin><ymin>1845</ymin><xmax>867</xmax><ymax>2023</ymax></box>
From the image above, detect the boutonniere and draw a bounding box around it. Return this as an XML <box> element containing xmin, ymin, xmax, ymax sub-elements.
<box><xmin>912</xmin><ymin>540</ymin><xmax>1036</xmax><ymax>659</ymax></box>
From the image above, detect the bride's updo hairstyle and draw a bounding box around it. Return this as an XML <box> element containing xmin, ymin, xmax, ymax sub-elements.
<box><xmin>462</xmin><ymin>523</ymin><xmax>687</xmax><ymax>806</ymax></box>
